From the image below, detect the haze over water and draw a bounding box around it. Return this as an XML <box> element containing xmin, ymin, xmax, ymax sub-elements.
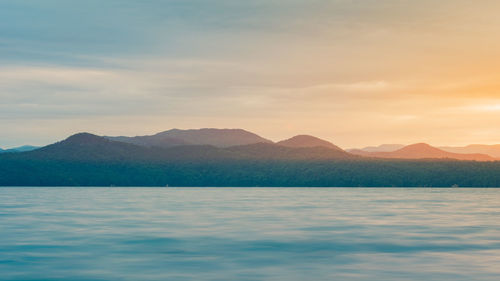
<box><xmin>1</xmin><ymin>187</ymin><xmax>499</xmax><ymax>281</ymax></box>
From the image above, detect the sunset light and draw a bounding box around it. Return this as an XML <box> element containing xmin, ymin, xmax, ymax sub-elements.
<box><xmin>2</xmin><ymin>2</ymin><xmax>500</xmax><ymax>280</ymax></box>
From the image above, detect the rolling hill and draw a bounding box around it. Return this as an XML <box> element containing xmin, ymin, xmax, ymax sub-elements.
<box><xmin>0</xmin><ymin>145</ymin><xmax>39</xmax><ymax>153</ymax></box>
<box><xmin>13</xmin><ymin>132</ymin><xmax>356</xmax><ymax>162</ymax></box>
<box><xmin>277</xmin><ymin>135</ymin><xmax>344</xmax><ymax>151</ymax></box>
<box><xmin>350</xmin><ymin>143</ymin><xmax>495</xmax><ymax>161</ymax></box>
<box><xmin>439</xmin><ymin>144</ymin><xmax>500</xmax><ymax>158</ymax></box>
<box><xmin>2</xmin><ymin>132</ymin><xmax>500</xmax><ymax>187</ymax></box>
<box><xmin>227</xmin><ymin>142</ymin><xmax>355</xmax><ymax>160</ymax></box>
<box><xmin>348</xmin><ymin>144</ymin><xmax>405</xmax><ymax>153</ymax></box>
<box><xmin>107</xmin><ymin>128</ymin><xmax>272</xmax><ymax>148</ymax></box>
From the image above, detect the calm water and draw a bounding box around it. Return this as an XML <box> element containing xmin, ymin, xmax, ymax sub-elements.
<box><xmin>1</xmin><ymin>188</ymin><xmax>499</xmax><ymax>281</ymax></box>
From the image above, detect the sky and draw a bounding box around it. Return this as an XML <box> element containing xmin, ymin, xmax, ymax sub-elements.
<box><xmin>1</xmin><ymin>0</ymin><xmax>500</xmax><ymax>149</ymax></box>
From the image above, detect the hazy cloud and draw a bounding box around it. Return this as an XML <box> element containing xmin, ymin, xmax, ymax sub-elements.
<box><xmin>2</xmin><ymin>0</ymin><xmax>500</xmax><ymax>147</ymax></box>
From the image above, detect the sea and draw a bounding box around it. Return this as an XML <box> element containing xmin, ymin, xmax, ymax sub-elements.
<box><xmin>1</xmin><ymin>187</ymin><xmax>499</xmax><ymax>281</ymax></box>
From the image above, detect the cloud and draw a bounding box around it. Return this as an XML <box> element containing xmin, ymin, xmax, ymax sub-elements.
<box><xmin>2</xmin><ymin>0</ymin><xmax>500</xmax><ymax>147</ymax></box>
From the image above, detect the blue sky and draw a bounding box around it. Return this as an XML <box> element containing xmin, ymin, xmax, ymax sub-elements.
<box><xmin>2</xmin><ymin>1</ymin><xmax>500</xmax><ymax>148</ymax></box>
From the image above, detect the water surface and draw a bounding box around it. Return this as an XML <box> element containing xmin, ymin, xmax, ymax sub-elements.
<box><xmin>1</xmin><ymin>187</ymin><xmax>499</xmax><ymax>280</ymax></box>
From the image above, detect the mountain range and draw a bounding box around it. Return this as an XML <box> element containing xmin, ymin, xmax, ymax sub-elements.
<box><xmin>106</xmin><ymin>128</ymin><xmax>273</xmax><ymax>148</ymax></box>
<box><xmin>0</xmin><ymin>145</ymin><xmax>39</xmax><ymax>153</ymax></box>
<box><xmin>350</xmin><ymin>143</ymin><xmax>500</xmax><ymax>160</ymax></box>
<box><xmin>25</xmin><ymin>132</ymin><xmax>355</xmax><ymax>162</ymax></box>
<box><xmin>2</xmin><ymin>128</ymin><xmax>499</xmax><ymax>161</ymax></box>
<box><xmin>2</xmin><ymin>128</ymin><xmax>500</xmax><ymax>187</ymax></box>
<box><xmin>276</xmin><ymin>135</ymin><xmax>344</xmax><ymax>151</ymax></box>
<box><xmin>104</xmin><ymin>130</ymin><xmax>498</xmax><ymax>161</ymax></box>
<box><xmin>348</xmin><ymin>144</ymin><xmax>405</xmax><ymax>153</ymax></box>
<box><xmin>439</xmin><ymin>144</ymin><xmax>500</xmax><ymax>158</ymax></box>
<box><xmin>349</xmin><ymin>143</ymin><xmax>495</xmax><ymax>161</ymax></box>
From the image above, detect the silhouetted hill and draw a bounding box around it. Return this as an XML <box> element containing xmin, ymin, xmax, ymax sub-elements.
<box><xmin>9</xmin><ymin>132</ymin><xmax>356</xmax><ymax>163</ymax></box>
<box><xmin>0</xmin><ymin>145</ymin><xmax>39</xmax><ymax>153</ymax></box>
<box><xmin>277</xmin><ymin>135</ymin><xmax>344</xmax><ymax>151</ymax></box>
<box><xmin>107</xmin><ymin>128</ymin><xmax>272</xmax><ymax>148</ymax></box>
<box><xmin>21</xmin><ymin>133</ymin><xmax>245</xmax><ymax>162</ymax></box>
<box><xmin>3</xmin><ymin>133</ymin><xmax>500</xmax><ymax>187</ymax></box>
<box><xmin>348</xmin><ymin>144</ymin><xmax>405</xmax><ymax>153</ymax></box>
<box><xmin>227</xmin><ymin>143</ymin><xmax>355</xmax><ymax>160</ymax></box>
<box><xmin>350</xmin><ymin>143</ymin><xmax>495</xmax><ymax>161</ymax></box>
<box><xmin>25</xmin><ymin>133</ymin><xmax>158</xmax><ymax>161</ymax></box>
<box><xmin>108</xmin><ymin>135</ymin><xmax>191</xmax><ymax>148</ymax></box>
<box><xmin>8</xmin><ymin>145</ymin><xmax>39</xmax><ymax>152</ymax></box>
<box><xmin>439</xmin><ymin>144</ymin><xmax>500</xmax><ymax>158</ymax></box>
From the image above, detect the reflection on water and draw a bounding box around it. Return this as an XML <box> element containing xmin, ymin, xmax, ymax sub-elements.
<box><xmin>1</xmin><ymin>187</ymin><xmax>499</xmax><ymax>280</ymax></box>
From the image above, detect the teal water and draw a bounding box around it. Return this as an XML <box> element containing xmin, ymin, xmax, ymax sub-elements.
<box><xmin>1</xmin><ymin>187</ymin><xmax>499</xmax><ymax>281</ymax></box>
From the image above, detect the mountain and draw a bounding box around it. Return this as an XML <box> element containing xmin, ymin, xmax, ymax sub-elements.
<box><xmin>439</xmin><ymin>144</ymin><xmax>500</xmax><ymax>158</ymax></box>
<box><xmin>107</xmin><ymin>135</ymin><xmax>191</xmax><ymax>148</ymax></box>
<box><xmin>14</xmin><ymin>132</ymin><xmax>356</xmax><ymax>162</ymax></box>
<box><xmin>350</xmin><ymin>143</ymin><xmax>495</xmax><ymax>161</ymax></box>
<box><xmin>6</xmin><ymin>145</ymin><xmax>39</xmax><ymax>153</ymax></box>
<box><xmin>0</xmin><ymin>145</ymin><xmax>39</xmax><ymax>153</ymax></box>
<box><xmin>348</xmin><ymin>144</ymin><xmax>405</xmax><ymax>153</ymax></box>
<box><xmin>3</xmin><ymin>132</ymin><xmax>496</xmax><ymax>162</ymax></box>
<box><xmin>27</xmin><ymin>133</ymin><xmax>157</xmax><ymax>161</ymax></box>
<box><xmin>107</xmin><ymin>128</ymin><xmax>273</xmax><ymax>148</ymax></box>
<box><xmin>3</xmin><ymin>133</ymin><xmax>500</xmax><ymax>187</ymax></box>
<box><xmin>277</xmin><ymin>135</ymin><xmax>344</xmax><ymax>151</ymax></box>
<box><xmin>25</xmin><ymin>133</ymin><xmax>242</xmax><ymax>162</ymax></box>
<box><xmin>227</xmin><ymin>142</ymin><xmax>355</xmax><ymax>160</ymax></box>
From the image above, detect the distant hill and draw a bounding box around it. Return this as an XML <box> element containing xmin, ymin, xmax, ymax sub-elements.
<box><xmin>18</xmin><ymin>132</ymin><xmax>356</xmax><ymax>162</ymax></box>
<box><xmin>28</xmin><ymin>133</ymin><xmax>161</xmax><ymax>161</ymax></box>
<box><xmin>3</xmin><ymin>132</ymin><xmax>496</xmax><ymax>162</ymax></box>
<box><xmin>348</xmin><ymin>144</ymin><xmax>405</xmax><ymax>153</ymax></box>
<box><xmin>0</xmin><ymin>145</ymin><xmax>39</xmax><ymax>153</ymax></box>
<box><xmin>439</xmin><ymin>144</ymin><xmax>500</xmax><ymax>158</ymax></box>
<box><xmin>2</xmin><ymin>133</ymin><xmax>500</xmax><ymax>187</ymax></box>
<box><xmin>277</xmin><ymin>135</ymin><xmax>344</xmax><ymax>151</ymax></box>
<box><xmin>25</xmin><ymin>133</ymin><xmax>244</xmax><ymax>162</ymax></box>
<box><xmin>106</xmin><ymin>135</ymin><xmax>191</xmax><ymax>148</ymax></box>
<box><xmin>350</xmin><ymin>143</ymin><xmax>495</xmax><ymax>161</ymax></box>
<box><xmin>8</xmin><ymin>145</ymin><xmax>39</xmax><ymax>152</ymax></box>
<box><xmin>227</xmin><ymin>142</ymin><xmax>354</xmax><ymax>160</ymax></box>
<box><xmin>107</xmin><ymin>128</ymin><xmax>272</xmax><ymax>148</ymax></box>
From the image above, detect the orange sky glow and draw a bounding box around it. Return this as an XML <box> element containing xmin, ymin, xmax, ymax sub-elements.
<box><xmin>1</xmin><ymin>1</ymin><xmax>500</xmax><ymax>148</ymax></box>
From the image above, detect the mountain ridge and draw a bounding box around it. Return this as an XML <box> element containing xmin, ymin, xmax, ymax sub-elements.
<box><xmin>16</xmin><ymin>132</ymin><xmax>357</xmax><ymax>162</ymax></box>
<box><xmin>226</xmin><ymin>142</ymin><xmax>354</xmax><ymax>160</ymax></box>
<box><xmin>2</xmin><ymin>132</ymin><xmax>500</xmax><ymax>187</ymax></box>
<box><xmin>348</xmin><ymin>144</ymin><xmax>405</xmax><ymax>153</ymax></box>
<box><xmin>106</xmin><ymin>128</ymin><xmax>272</xmax><ymax>148</ymax></box>
<box><xmin>439</xmin><ymin>144</ymin><xmax>500</xmax><ymax>158</ymax></box>
<box><xmin>350</xmin><ymin>143</ymin><xmax>495</xmax><ymax>161</ymax></box>
<box><xmin>0</xmin><ymin>145</ymin><xmax>39</xmax><ymax>153</ymax></box>
<box><xmin>3</xmin><ymin>129</ymin><xmax>500</xmax><ymax>161</ymax></box>
<box><xmin>277</xmin><ymin>135</ymin><xmax>344</xmax><ymax>151</ymax></box>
